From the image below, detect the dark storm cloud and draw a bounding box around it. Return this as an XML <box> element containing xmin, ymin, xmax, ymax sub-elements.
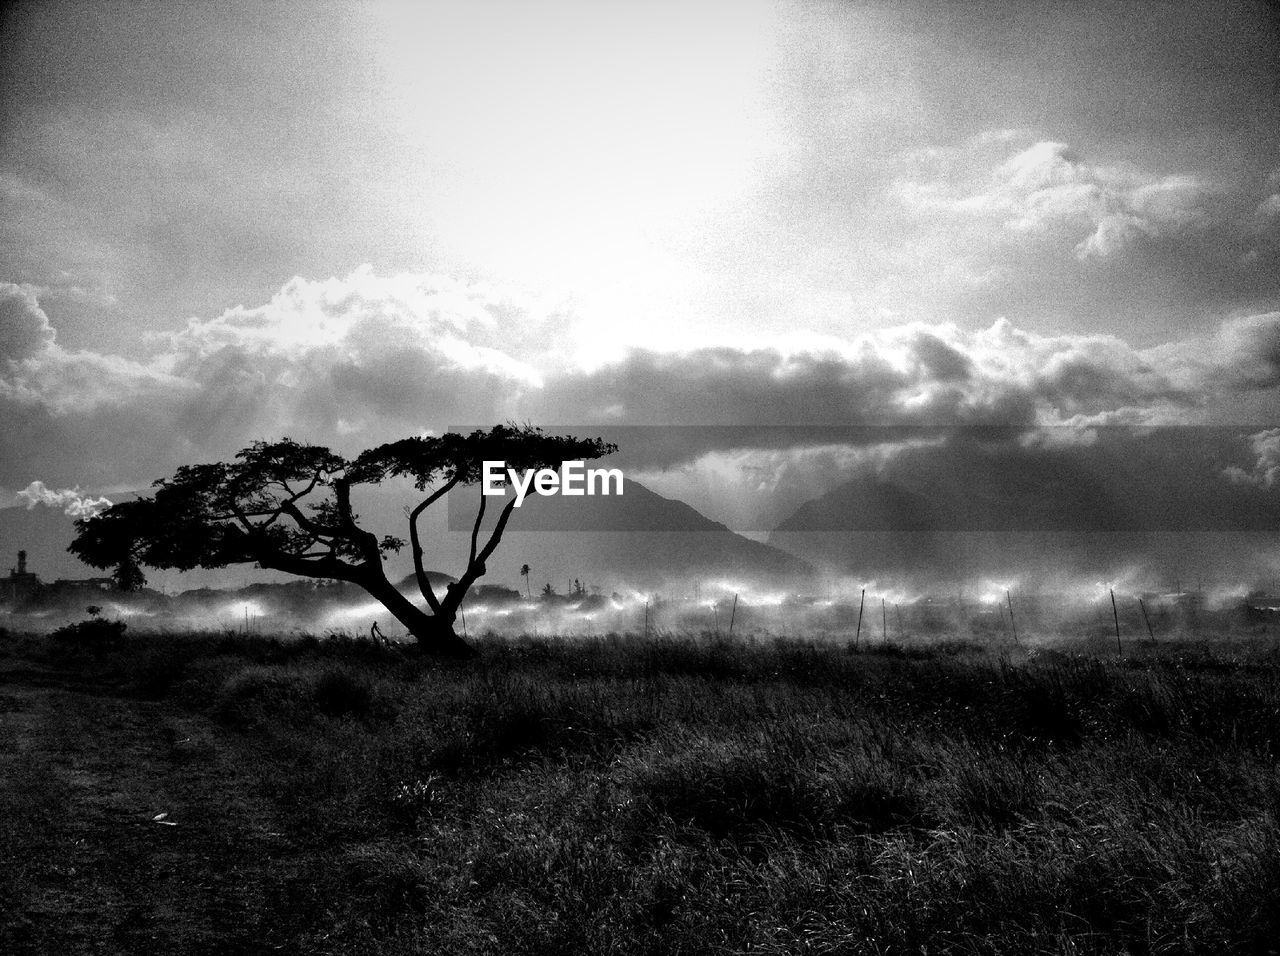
<box><xmin>531</xmin><ymin>318</ymin><xmax>1202</xmax><ymax>438</ymax></box>
<box><xmin>1</xmin><ymin>268</ymin><xmax>1277</xmax><ymax>516</ymax></box>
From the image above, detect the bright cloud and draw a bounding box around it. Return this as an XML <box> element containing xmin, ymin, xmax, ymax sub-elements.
<box><xmin>13</xmin><ymin>480</ymin><xmax>112</xmax><ymax>517</ymax></box>
<box><xmin>2</xmin><ymin>268</ymin><xmax>1280</xmax><ymax>496</ymax></box>
<box><xmin>0</xmin><ymin>281</ymin><xmax>191</xmax><ymax>415</ymax></box>
<box><xmin>899</xmin><ymin>138</ymin><xmax>1218</xmax><ymax>260</ymax></box>
<box><xmin>1223</xmin><ymin>428</ymin><xmax>1280</xmax><ymax>488</ymax></box>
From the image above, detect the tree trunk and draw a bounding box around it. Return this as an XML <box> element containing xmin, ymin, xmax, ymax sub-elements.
<box><xmin>360</xmin><ymin>574</ymin><xmax>476</xmax><ymax>659</ymax></box>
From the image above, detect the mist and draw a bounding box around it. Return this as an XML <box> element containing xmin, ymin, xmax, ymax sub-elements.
<box><xmin>5</xmin><ymin>559</ymin><xmax>1276</xmax><ymax>652</ymax></box>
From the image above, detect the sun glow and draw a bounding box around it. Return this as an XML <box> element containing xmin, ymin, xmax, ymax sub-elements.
<box><xmin>361</xmin><ymin>0</ymin><xmax>784</xmax><ymax>342</ymax></box>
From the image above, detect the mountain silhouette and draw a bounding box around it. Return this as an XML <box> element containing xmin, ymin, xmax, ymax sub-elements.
<box><xmin>463</xmin><ymin>478</ymin><xmax>813</xmax><ymax>589</ymax></box>
<box><xmin>767</xmin><ymin>430</ymin><xmax>1280</xmax><ymax>582</ymax></box>
<box><xmin>1</xmin><ymin>477</ymin><xmax>813</xmax><ymax>598</ymax></box>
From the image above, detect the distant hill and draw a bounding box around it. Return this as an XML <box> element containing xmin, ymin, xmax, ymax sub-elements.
<box><xmin>394</xmin><ymin>569</ymin><xmax>457</xmax><ymax>591</ymax></box>
<box><xmin>767</xmin><ymin>431</ymin><xmax>1280</xmax><ymax>582</ymax></box>
<box><xmin>467</xmin><ymin>478</ymin><xmax>813</xmax><ymax>589</ymax></box>
<box><xmin>2</xmin><ymin>476</ymin><xmax>814</xmax><ymax>600</ymax></box>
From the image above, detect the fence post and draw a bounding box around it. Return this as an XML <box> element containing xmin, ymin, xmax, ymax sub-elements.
<box><xmin>1007</xmin><ymin>590</ymin><xmax>1019</xmax><ymax>645</ymax></box>
<box><xmin>1110</xmin><ymin>589</ymin><xmax>1122</xmax><ymax>654</ymax></box>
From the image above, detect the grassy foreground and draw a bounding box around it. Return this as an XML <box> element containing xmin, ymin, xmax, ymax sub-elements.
<box><xmin>2</xmin><ymin>628</ymin><xmax>1279</xmax><ymax>954</ymax></box>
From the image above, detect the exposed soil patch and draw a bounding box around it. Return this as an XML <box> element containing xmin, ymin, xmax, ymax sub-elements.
<box><xmin>0</xmin><ymin>662</ymin><xmax>319</xmax><ymax>955</ymax></box>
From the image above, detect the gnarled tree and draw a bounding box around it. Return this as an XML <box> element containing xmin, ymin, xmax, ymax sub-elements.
<box><xmin>69</xmin><ymin>425</ymin><xmax>616</xmax><ymax>657</ymax></box>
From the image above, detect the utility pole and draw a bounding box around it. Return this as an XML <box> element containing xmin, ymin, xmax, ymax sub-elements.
<box><xmin>1139</xmin><ymin>598</ymin><xmax>1155</xmax><ymax>643</ymax></box>
<box><xmin>1110</xmin><ymin>589</ymin><xmax>1122</xmax><ymax>654</ymax></box>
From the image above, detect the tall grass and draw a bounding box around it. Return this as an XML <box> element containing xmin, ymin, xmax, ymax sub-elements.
<box><xmin>10</xmin><ymin>628</ymin><xmax>1280</xmax><ymax>952</ymax></box>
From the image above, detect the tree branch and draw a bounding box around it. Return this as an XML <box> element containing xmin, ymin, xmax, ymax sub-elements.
<box><xmin>263</xmin><ymin>471</ymin><xmax>324</xmax><ymax>528</ymax></box>
<box><xmin>229</xmin><ymin>518</ymin><xmax>358</xmax><ymax>580</ymax></box>
<box><xmin>407</xmin><ymin>475</ymin><xmax>460</xmax><ymax>614</ymax></box>
<box><xmin>468</xmin><ymin>488</ymin><xmax>487</xmax><ymax>568</ymax></box>
<box><xmin>228</xmin><ymin>502</ymin><xmax>263</xmax><ymax>536</ymax></box>
<box><xmin>477</xmin><ymin>495</ymin><xmax>520</xmax><ymax>566</ymax></box>
<box><xmin>279</xmin><ymin>499</ymin><xmax>345</xmax><ymax>540</ymax></box>
<box><xmin>333</xmin><ymin>479</ymin><xmax>379</xmax><ymax>554</ymax></box>
<box><xmin>441</xmin><ymin>495</ymin><xmax>519</xmax><ymax>616</ymax></box>
<box><xmin>256</xmin><ymin>548</ymin><xmax>360</xmax><ymax>581</ymax></box>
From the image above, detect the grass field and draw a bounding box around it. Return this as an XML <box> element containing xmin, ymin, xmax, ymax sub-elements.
<box><xmin>2</xmin><ymin>625</ymin><xmax>1279</xmax><ymax>954</ymax></box>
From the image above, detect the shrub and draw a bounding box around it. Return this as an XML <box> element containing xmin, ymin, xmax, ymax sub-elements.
<box><xmin>212</xmin><ymin>666</ymin><xmax>298</xmax><ymax>727</ymax></box>
<box><xmin>49</xmin><ymin>617</ymin><xmax>127</xmax><ymax>646</ymax></box>
<box><xmin>128</xmin><ymin>646</ymin><xmax>192</xmax><ymax>699</ymax></box>
<box><xmin>312</xmin><ymin>667</ymin><xmax>382</xmax><ymax>720</ymax></box>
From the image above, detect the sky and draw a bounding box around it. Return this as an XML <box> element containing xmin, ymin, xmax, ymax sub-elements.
<box><xmin>2</xmin><ymin>0</ymin><xmax>1280</xmax><ymax>584</ymax></box>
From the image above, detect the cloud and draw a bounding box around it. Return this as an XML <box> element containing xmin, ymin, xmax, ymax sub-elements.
<box><xmin>0</xmin><ymin>283</ymin><xmax>56</xmax><ymax>363</ymax></box>
<box><xmin>153</xmin><ymin>268</ymin><xmax>566</xmax><ymax>454</ymax></box>
<box><xmin>13</xmin><ymin>480</ymin><xmax>112</xmax><ymax>517</ymax></box>
<box><xmin>1</xmin><ymin>269</ymin><xmax>578</xmax><ymax>487</ymax></box>
<box><xmin>160</xmin><ymin>266</ymin><xmax>565</xmax><ymax>377</ymax></box>
<box><xmin>1223</xmin><ymin>428</ymin><xmax>1280</xmax><ymax>488</ymax></box>
<box><xmin>0</xmin><ymin>281</ymin><xmax>191</xmax><ymax>415</ymax></box>
<box><xmin>1156</xmin><ymin>311</ymin><xmax>1280</xmax><ymax>392</ymax></box>
<box><xmin>899</xmin><ymin>138</ymin><xmax>1218</xmax><ymax>260</ymax></box>
<box><xmin>2</xmin><ymin>267</ymin><xmax>1279</xmax><ymax>503</ymax></box>
<box><xmin>531</xmin><ymin>318</ymin><xmax>1202</xmax><ymax>432</ymax></box>
<box><xmin>1217</xmin><ymin>313</ymin><xmax>1280</xmax><ymax>388</ymax></box>
<box><xmin>1</xmin><ymin>347</ymin><xmax>195</xmax><ymax>416</ymax></box>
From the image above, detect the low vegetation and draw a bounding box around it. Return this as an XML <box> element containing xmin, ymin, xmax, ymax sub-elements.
<box><xmin>2</xmin><ymin>628</ymin><xmax>1279</xmax><ymax>953</ymax></box>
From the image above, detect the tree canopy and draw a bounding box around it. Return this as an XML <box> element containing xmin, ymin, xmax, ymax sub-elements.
<box><xmin>70</xmin><ymin>424</ymin><xmax>616</xmax><ymax>656</ymax></box>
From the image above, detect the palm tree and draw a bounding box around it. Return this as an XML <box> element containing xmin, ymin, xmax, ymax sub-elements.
<box><xmin>520</xmin><ymin>563</ymin><xmax>531</xmax><ymax>599</ymax></box>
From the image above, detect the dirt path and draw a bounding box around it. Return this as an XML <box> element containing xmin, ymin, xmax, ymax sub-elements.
<box><xmin>0</xmin><ymin>660</ymin><xmax>312</xmax><ymax>955</ymax></box>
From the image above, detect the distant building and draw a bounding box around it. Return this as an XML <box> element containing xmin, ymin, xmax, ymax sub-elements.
<box><xmin>49</xmin><ymin>577</ymin><xmax>115</xmax><ymax>595</ymax></box>
<box><xmin>4</xmin><ymin>550</ymin><xmax>41</xmax><ymax>604</ymax></box>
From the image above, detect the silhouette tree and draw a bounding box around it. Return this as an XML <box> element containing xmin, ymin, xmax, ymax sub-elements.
<box><xmin>69</xmin><ymin>425</ymin><xmax>615</xmax><ymax>657</ymax></box>
<box><xmin>111</xmin><ymin>556</ymin><xmax>146</xmax><ymax>593</ymax></box>
<box><xmin>520</xmin><ymin>563</ymin><xmax>531</xmax><ymax>599</ymax></box>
